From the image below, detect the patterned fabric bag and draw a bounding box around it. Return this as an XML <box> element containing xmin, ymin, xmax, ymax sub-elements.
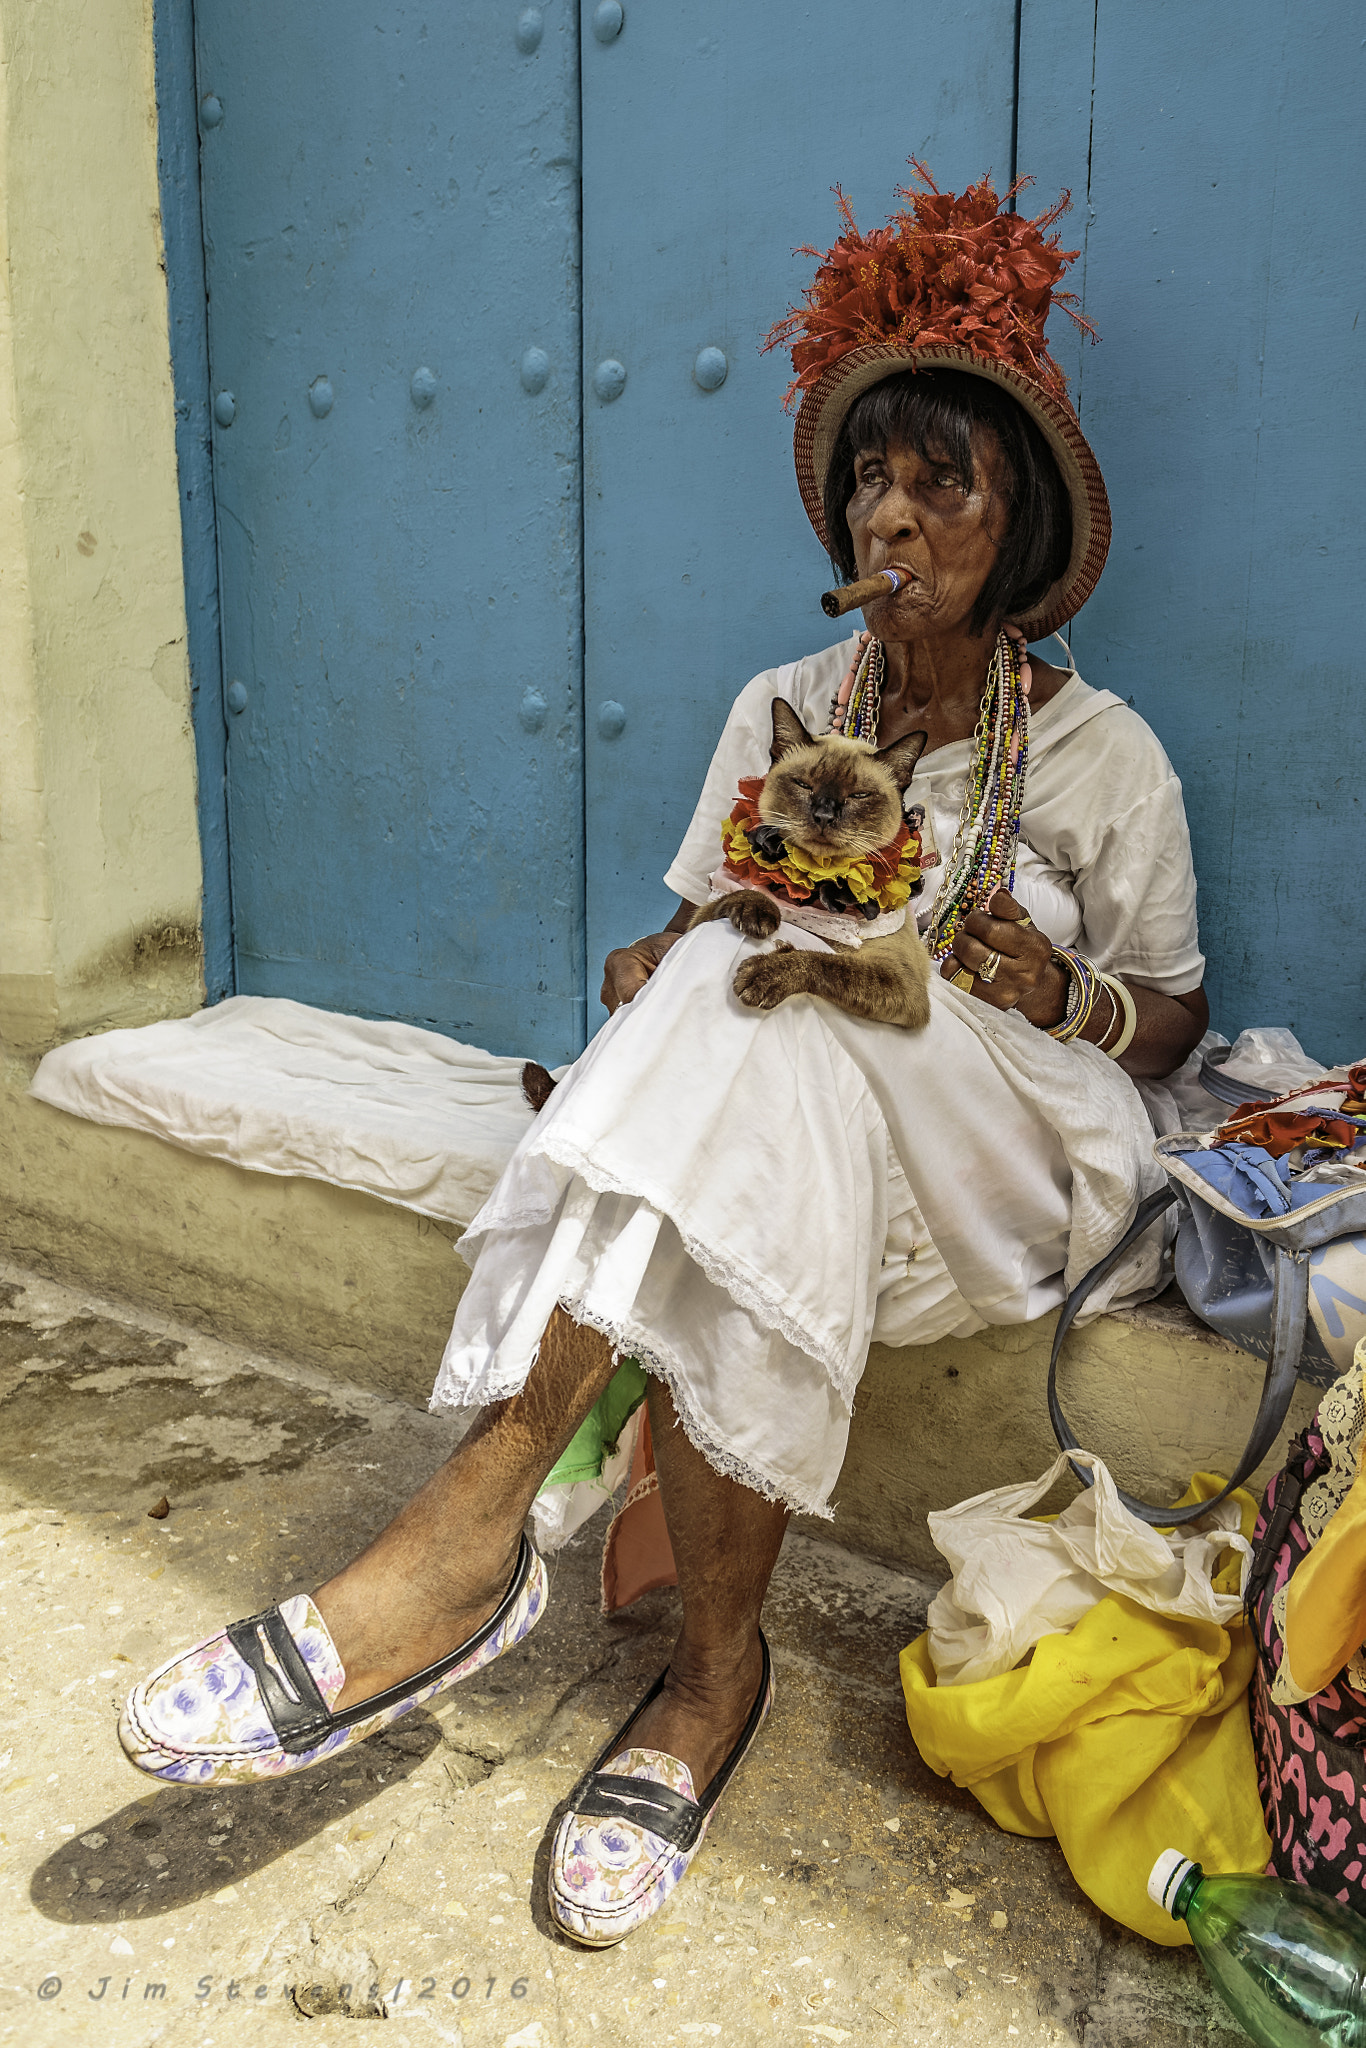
<box><xmin>1245</xmin><ymin>1354</ymin><xmax>1366</xmax><ymax>1909</ymax></box>
<box><xmin>1049</xmin><ymin>1056</ymin><xmax>1366</xmax><ymax>1526</ymax></box>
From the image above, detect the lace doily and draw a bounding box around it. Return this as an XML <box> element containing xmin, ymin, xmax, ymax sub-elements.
<box><xmin>1301</xmin><ymin>1353</ymin><xmax>1366</xmax><ymax>1545</ymax></box>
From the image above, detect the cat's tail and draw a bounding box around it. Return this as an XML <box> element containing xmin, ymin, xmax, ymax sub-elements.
<box><xmin>521</xmin><ymin>1060</ymin><xmax>558</xmax><ymax>1113</ymax></box>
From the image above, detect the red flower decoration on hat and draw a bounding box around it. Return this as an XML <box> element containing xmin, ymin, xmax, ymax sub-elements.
<box><xmin>765</xmin><ymin>160</ymin><xmax>1096</xmax><ymax>408</ymax></box>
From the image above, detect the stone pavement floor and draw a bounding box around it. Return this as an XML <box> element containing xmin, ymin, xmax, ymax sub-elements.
<box><xmin>0</xmin><ymin>1259</ymin><xmax>1242</xmax><ymax>2047</ymax></box>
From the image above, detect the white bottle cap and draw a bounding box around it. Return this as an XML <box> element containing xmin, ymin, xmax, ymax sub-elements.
<box><xmin>1149</xmin><ymin>1849</ymin><xmax>1196</xmax><ymax>1916</ymax></box>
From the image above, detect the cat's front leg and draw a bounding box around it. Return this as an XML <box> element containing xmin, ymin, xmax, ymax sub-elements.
<box><xmin>732</xmin><ymin>941</ymin><xmax>807</xmax><ymax>1010</ymax></box>
<box><xmin>733</xmin><ymin>944</ymin><xmax>930</xmax><ymax>1028</ymax></box>
<box><xmin>689</xmin><ymin>890</ymin><xmax>783</xmax><ymax>941</ymax></box>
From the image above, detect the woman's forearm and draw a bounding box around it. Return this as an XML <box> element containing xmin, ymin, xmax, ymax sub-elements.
<box><xmin>1076</xmin><ymin>978</ymin><xmax>1208</xmax><ymax>1081</ymax></box>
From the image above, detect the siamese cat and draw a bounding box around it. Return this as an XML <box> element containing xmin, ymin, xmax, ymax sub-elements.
<box><xmin>689</xmin><ymin>698</ymin><xmax>932</xmax><ymax>1029</ymax></box>
<box><xmin>520</xmin><ymin>699</ymin><xmax>932</xmax><ymax>1109</ymax></box>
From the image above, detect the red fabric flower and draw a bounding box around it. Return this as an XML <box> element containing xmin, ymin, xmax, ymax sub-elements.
<box><xmin>1342</xmin><ymin>1064</ymin><xmax>1366</xmax><ymax>1116</ymax></box>
<box><xmin>764</xmin><ymin>161</ymin><xmax>1095</xmax><ymax>408</ymax></box>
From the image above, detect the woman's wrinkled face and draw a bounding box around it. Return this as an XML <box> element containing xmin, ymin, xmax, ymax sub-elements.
<box><xmin>844</xmin><ymin>428</ymin><xmax>1007</xmax><ymax>642</ymax></box>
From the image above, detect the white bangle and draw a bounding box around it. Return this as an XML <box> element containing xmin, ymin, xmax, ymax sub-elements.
<box><xmin>1098</xmin><ymin>974</ymin><xmax>1138</xmax><ymax>1060</ymax></box>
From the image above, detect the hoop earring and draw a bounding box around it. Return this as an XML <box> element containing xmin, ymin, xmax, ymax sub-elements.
<box><xmin>1047</xmin><ymin>630</ymin><xmax>1077</xmax><ymax>673</ymax></box>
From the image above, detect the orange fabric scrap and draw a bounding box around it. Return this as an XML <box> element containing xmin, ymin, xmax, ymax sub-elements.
<box><xmin>1215</xmin><ymin>1108</ymin><xmax>1361</xmax><ymax>1158</ymax></box>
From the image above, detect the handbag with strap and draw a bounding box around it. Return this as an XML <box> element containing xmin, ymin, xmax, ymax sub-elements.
<box><xmin>1049</xmin><ymin>1054</ymin><xmax>1366</xmax><ymax>1526</ymax></box>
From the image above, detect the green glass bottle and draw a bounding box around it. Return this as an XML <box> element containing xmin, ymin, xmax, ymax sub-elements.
<box><xmin>1149</xmin><ymin>1850</ymin><xmax>1366</xmax><ymax>2048</ymax></box>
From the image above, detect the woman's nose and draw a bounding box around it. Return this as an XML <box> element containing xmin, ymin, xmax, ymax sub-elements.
<box><xmin>867</xmin><ymin>486</ymin><xmax>919</xmax><ymax>542</ymax></box>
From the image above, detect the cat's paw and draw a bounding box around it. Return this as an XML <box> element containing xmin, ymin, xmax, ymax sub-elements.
<box><xmin>733</xmin><ymin>942</ymin><xmax>802</xmax><ymax>1010</ymax></box>
<box><xmin>723</xmin><ymin>891</ymin><xmax>782</xmax><ymax>941</ymax></box>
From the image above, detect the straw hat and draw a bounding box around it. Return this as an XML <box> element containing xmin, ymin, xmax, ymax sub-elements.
<box><xmin>770</xmin><ymin>165</ymin><xmax>1111</xmax><ymax>639</ymax></box>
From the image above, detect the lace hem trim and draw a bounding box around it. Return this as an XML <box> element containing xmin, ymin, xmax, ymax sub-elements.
<box><xmin>561</xmin><ymin>1296</ymin><xmax>836</xmax><ymax>1521</ymax></box>
<box><xmin>525</xmin><ymin>1131</ymin><xmax>866</xmax><ymax>1405</ymax></box>
<box><xmin>1268</xmin><ymin>1581</ymin><xmax>1317</xmax><ymax>1707</ymax></box>
<box><xmin>431</xmin><ymin>1303</ymin><xmax>835</xmax><ymax>1520</ymax></box>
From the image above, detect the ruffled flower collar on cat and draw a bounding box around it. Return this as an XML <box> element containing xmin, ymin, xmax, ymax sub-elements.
<box><xmin>719</xmin><ymin>777</ymin><xmax>922</xmax><ymax>923</ymax></box>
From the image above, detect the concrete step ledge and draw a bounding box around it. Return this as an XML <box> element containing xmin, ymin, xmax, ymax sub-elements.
<box><xmin>1</xmin><ymin>1067</ymin><xmax>1317</xmax><ymax>1575</ymax></box>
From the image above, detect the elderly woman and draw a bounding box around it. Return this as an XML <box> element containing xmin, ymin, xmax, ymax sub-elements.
<box><xmin>119</xmin><ymin>173</ymin><xmax>1208</xmax><ymax>1947</ymax></box>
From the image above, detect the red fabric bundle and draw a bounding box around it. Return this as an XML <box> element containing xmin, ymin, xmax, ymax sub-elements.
<box><xmin>1216</xmin><ymin>1108</ymin><xmax>1361</xmax><ymax>1158</ymax></box>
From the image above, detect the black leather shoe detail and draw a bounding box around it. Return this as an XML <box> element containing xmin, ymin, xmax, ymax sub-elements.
<box><xmin>226</xmin><ymin>1608</ymin><xmax>332</xmax><ymax>1754</ymax></box>
<box><xmin>226</xmin><ymin>1533</ymin><xmax>537</xmax><ymax>1756</ymax></box>
<box><xmin>566</xmin><ymin>1632</ymin><xmax>773</xmax><ymax>1848</ymax></box>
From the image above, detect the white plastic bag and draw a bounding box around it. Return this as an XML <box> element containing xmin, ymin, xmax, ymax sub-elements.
<box><xmin>1138</xmin><ymin>1025</ymin><xmax>1327</xmax><ymax>1140</ymax></box>
<box><xmin>925</xmin><ymin>1450</ymin><xmax>1250</xmax><ymax>1686</ymax></box>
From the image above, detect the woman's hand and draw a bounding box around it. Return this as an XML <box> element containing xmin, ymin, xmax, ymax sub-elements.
<box><xmin>601</xmin><ymin>931</ymin><xmax>685</xmax><ymax>1015</ymax></box>
<box><xmin>601</xmin><ymin>902</ymin><xmax>698</xmax><ymax>1015</ymax></box>
<box><xmin>940</xmin><ymin>889</ymin><xmax>1066</xmax><ymax>1026</ymax></box>
<box><xmin>939</xmin><ymin>886</ymin><xmax>1210</xmax><ymax>1078</ymax></box>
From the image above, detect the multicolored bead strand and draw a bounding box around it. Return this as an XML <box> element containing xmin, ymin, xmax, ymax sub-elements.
<box><xmin>828</xmin><ymin>631</ymin><xmax>880</xmax><ymax>739</ymax></box>
<box><xmin>827</xmin><ymin>627</ymin><xmax>1030</xmax><ymax>959</ymax></box>
<box><xmin>924</xmin><ymin>630</ymin><xmax>1030</xmax><ymax>961</ymax></box>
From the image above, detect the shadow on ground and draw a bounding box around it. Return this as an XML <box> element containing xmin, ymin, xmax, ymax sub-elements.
<box><xmin>29</xmin><ymin>1714</ymin><xmax>452</xmax><ymax>1921</ymax></box>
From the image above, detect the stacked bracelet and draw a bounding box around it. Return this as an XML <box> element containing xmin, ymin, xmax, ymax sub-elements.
<box><xmin>1047</xmin><ymin>951</ymin><xmax>1140</xmax><ymax>1058</ymax></box>
<box><xmin>1098</xmin><ymin>972</ymin><xmax>1139</xmax><ymax>1060</ymax></box>
<box><xmin>1046</xmin><ymin>948</ymin><xmax>1102</xmax><ymax>1041</ymax></box>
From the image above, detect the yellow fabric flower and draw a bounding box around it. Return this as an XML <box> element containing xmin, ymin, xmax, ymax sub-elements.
<box><xmin>720</xmin><ymin>811</ymin><xmax>920</xmax><ymax>916</ymax></box>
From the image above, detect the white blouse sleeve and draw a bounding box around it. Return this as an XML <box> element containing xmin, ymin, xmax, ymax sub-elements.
<box><xmin>1030</xmin><ymin>702</ymin><xmax>1206</xmax><ymax>996</ymax></box>
<box><xmin>662</xmin><ymin>669</ymin><xmax>792</xmax><ymax>908</ymax></box>
<box><xmin>1075</xmin><ymin>777</ymin><xmax>1205</xmax><ymax>996</ymax></box>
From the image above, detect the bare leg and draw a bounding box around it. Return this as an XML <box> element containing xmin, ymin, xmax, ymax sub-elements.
<box><xmin>617</xmin><ymin>1381</ymin><xmax>789</xmax><ymax>1789</ymax></box>
<box><xmin>317</xmin><ymin>1307</ymin><xmax>618</xmax><ymax>1710</ymax></box>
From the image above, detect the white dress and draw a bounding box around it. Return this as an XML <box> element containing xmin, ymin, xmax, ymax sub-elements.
<box><xmin>432</xmin><ymin>636</ymin><xmax>1205</xmax><ymax>1518</ymax></box>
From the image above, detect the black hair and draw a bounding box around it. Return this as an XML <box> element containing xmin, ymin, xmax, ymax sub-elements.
<box><xmin>821</xmin><ymin>368</ymin><xmax>1072</xmax><ymax>636</ymax></box>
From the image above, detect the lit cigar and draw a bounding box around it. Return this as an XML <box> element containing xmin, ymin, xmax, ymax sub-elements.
<box><xmin>820</xmin><ymin>566</ymin><xmax>911</xmax><ymax>618</ymax></box>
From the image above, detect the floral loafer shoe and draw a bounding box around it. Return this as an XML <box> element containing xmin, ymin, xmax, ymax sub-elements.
<box><xmin>548</xmin><ymin>1632</ymin><xmax>773</xmax><ymax>1947</ymax></box>
<box><xmin>118</xmin><ymin>1533</ymin><xmax>546</xmax><ymax>1788</ymax></box>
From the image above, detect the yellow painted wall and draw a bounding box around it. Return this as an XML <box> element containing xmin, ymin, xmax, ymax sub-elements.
<box><xmin>0</xmin><ymin>0</ymin><xmax>202</xmax><ymax>1058</ymax></box>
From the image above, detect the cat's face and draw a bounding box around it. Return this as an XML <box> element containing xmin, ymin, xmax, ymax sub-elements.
<box><xmin>758</xmin><ymin>700</ymin><xmax>927</xmax><ymax>858</ymax></box>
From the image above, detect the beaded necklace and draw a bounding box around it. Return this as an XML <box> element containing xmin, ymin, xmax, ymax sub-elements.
<box><xmin>828</xmin><ymin>628</ymin><xmax>1030</xmax><ymax>961</ymax></box>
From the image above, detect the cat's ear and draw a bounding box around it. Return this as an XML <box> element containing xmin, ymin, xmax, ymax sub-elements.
<box><xmin>769</xmin><ymin>697</ymin><xmax>815</xmax><ymax>764</ymax></box>
<box><xmin>876</xmin><ymin>728</ymin><xmax>928</xmax><ymax>792</ymax></box>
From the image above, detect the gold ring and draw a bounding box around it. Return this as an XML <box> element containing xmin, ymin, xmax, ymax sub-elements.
<box><xmin>1014</xmin><ymin>912</ymin><xmax>1034</xmax><ymax>929</ymax></box>
<box><xmin>978</xmin><ymin>950</ymin><xmax>1002</xmax><ymax>985</ymax></box>
<box><xmin>949</xmin><ymin>967</ymin><xmax>975</xmax><ymax>993</ymax></box>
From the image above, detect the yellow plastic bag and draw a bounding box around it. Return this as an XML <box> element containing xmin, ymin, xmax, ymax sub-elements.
<box><xmin>900</xmin><ymin>1474</ymin><xmax>1271</xmax><ymax>1946</ymax></box>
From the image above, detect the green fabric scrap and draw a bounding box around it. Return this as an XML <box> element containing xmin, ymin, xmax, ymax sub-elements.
<box><xmin>537</xmin><ymin>1357</ymin><xmax>648</xmax><ymax>1495</ymax></box>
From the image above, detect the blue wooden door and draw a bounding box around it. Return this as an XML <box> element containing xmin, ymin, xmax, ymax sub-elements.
<box><xmin>1018</xmin><ymin>1</ymin><xmax>1365</xmax><ymax>1061</ymax></box>
<box><xmin>194</xmin><ymin>0</ymin><xmax>586</xmax><ymax>1062</ymax></box>
<box><xmin>190</xmin><ymin>3</ymin><xmax>1363</xmax><ymax>1064</ymax></box>
<box><xmin>579</xmin><ymin>2</ymin><xmax>1019</xmax><ymax>1013</ymax></box>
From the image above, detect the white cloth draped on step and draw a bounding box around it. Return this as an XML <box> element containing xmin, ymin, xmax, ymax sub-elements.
<box><xmin>27</xmin><ymin>994</ymin><xmax>542</xmax><ymax>1227</ymax></box>
<box><xmin>432</xmin><ymin>919</ymin><xmax>1165</xmax><ymax>1517</ymax></box>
